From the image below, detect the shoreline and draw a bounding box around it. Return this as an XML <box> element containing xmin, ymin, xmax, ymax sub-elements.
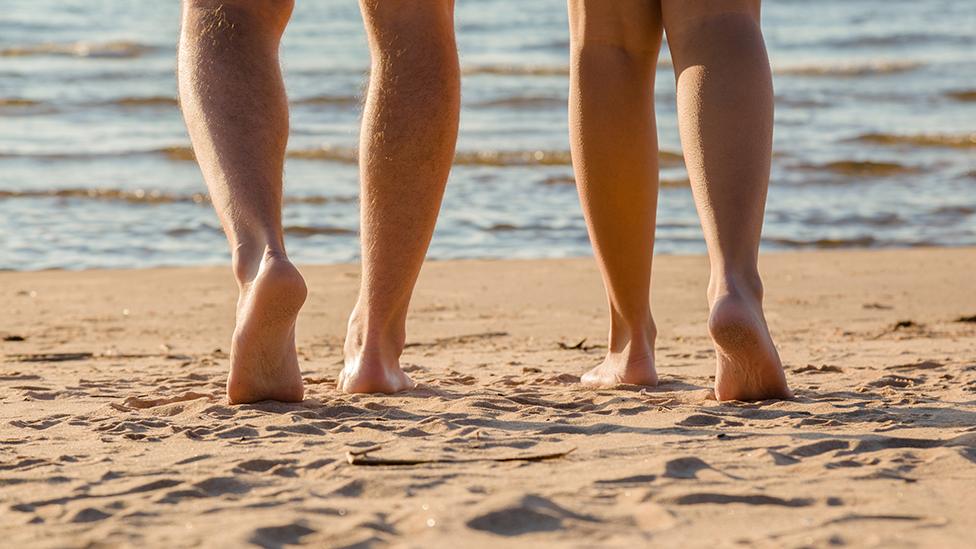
<box><xmin>2</xmin><ymin>247</ymin><xmax>975</xmax><ymax>547</ymax></box>
<box><xmin>3</xmin><ymin>244</ymin><xmax>975</xmax><ymax>274</ymax></box>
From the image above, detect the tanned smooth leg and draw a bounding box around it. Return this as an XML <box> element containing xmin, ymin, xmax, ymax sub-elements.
<box><xmin>178</xmin><ymin>0</ymin><xmax>306</xmax><ymax>404</ymax></box>
<box><xmin>662</xmin><ymin>0</ymin><xmax>791</xmax><ymax>401</ymax></box>
<box><xmin>339</xmin><ymin>1</ymin><xmax>461</xmax><ymax>394</ymax></box>
<box><xmin>567</xmin><ymin>0</ymin><xmax>663</xmax><ymax>387</ymax></box>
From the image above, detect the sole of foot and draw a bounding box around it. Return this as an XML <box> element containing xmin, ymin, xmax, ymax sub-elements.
<box><xmin>709</xmin><ymin>292</ymin><xmax>792</xmax><ymax>402</ymax></box>
<box><xmin>580</xmin><ymin>352</ymin><xmax>658</xmax><ymax>388</ymax></box>
<box><xmin>337</xmin><ymin>353</ymin><xmax>415</xmax><ymax>394</ymax></box>
<box><xmin>226</xmin><ymin>255</ymin><xmax>307</xmax><ymax>404</ymax></box>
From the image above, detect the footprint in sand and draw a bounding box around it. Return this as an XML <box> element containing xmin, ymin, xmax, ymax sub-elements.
<box><xmin>594</xmin><ymin>474</ymin><xmax>659</xmax><ymax>485</ymax></box>
<box><xmin>663</xmin><ymin>456</ymin><xmax>718</xmax><ymax>480</ymax></box>
<box><xmin>676</xmin><ymin>414</ymin><xmax>722</xmax><ymax>427</ymax></box>
<box><xmin>864</xmin><ymin>375</ymin><xmax>921</xmax><ymax>389</ymax></box>
<box><xmin>886</xmin><ymin>360</ymin><xmax>944</xmax><ymax>372</ymax></box>
<box><xmin>121</xmin><ymin>391</ymin><xmax>214</xmax><ymax>409</ymax></box>
<box><xmin>9</xmin><ymin>414</ymin><xmax>69</xmax><ymax>430</ymax></box>
<box><xmin>235</xmin><ymin>458</ymin><xmax>297</xmax><ymax>473</ymax></box>
<box><xmin>465</xmin><ymin>494</ymin><xmax>595</xmax><ymax>537</ymax></box>
<box><xmin>788</xmin><ymin>439</ymin><xmax>850</xmax><ymax>458</ymax></box>
<box><xmin>664</xmin><ymin>493</ymin><xmax>814</xmax><ymax>507</ymax></box>
<box><xmin>248</xmin><ymin>522</ymin><xmax>318</xmax><ymax>547</ymax></box>
<box><xmin>193</xmin><ymin>477</ymin><xmax>251</xmax><ymax>497</ymax></box>
<box><xmin>70</xmin><ymin>507</ymin><xmax>112</xmax><ymax>523</ymax></box>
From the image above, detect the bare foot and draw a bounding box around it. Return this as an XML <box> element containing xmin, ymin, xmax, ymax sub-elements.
<box><xmin>709</xmin><ymin>291</ymin><xmax>792</xmax><ymax>402</ymax></box>
<box><xmin>580</xmin><ymin>332</ymin><xmax>658</xmax><ymax>388</ymax></box>
<box><xmin>226</xmin><ymin>253</ymin><xmax>307</xmax><ymax>404</ymax></box>
<box><xmin>337</xmin><ymin>353</ymin><xmax>415</xmax><ymax>394</ymax></box>
<box><xmin>338</xmin><ymin>320</ymin><xmax>415</xmax><ymax>394</ymax></box>
<box><xmin>581</xmin><ymin>354</ymin><xmax>658</xmax><ymax>388</ymax></box>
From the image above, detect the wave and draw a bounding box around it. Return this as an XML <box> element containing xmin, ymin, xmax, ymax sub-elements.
<box><xmin>291</xmin><ymin>146</ymin><xmax>576</xmax><ymax>166</ymax></box>
<box><xmin>0</xmin><ymin>188</ymin><xmax>208</xmax><ymax>204</ymax></box>
<box><xmin>823</xmin><ymin>33</ymin><xmax>969</xmax><ymax>48</ymax></box>
<box><xmin>463</xmin><ymin>60</ymin><xmax>676</xmax><ymax>77</ymax></box>
<box><xmin>0</xmin><ymin>40</ymin><xmax>154</xmax><ymax>59</ymax></box>
<box><xmin>0</xmin><ymin>94</ymin><xmax>365</xmax><ymax>113</ymax></box>
<box><xmin>768</xmin><ymin>236</ymin><xmax>879</xmax><ymax>248</ymax></box>
<box><xmin>838</xmin><ymin>213</ymin><xmax>903</xmax><ymax>227</ymax></box>
<box><xmin>262</xmin><ymin>61</ymin><xmax>677</xmax><ymax>80</ymax></box>
<box><xmin>472</xmin><ymin>96</ymin><xmax>565</xmax><ymax>109</ymax></box>
<box><xmin>659</xmin><ymin>151</ymin><xmax>684</xmax><ymax>166</ymax></box>
<box><xmin>160</xmin><ymin>146</ymin><xmax>197</xmax><ymax>162</ymax></box>
<box><xmin>485</xmin><ymin>223</ymin><xmax>555</xmax><ymax>233</ymax></box>
<box><xmin>797</xmin><ymin>160</ymin><xmax>919</xmax><ymax>177</ymax></box>
<box><xmin>284</xmin><ymin>225</ymin><xmax>357</xmax><ymax>237</ymax></box>
<box><xmin>284</xmin><ymin>145</ymin><xmax>357</xmax><ymax>163</ymax></box>
<box><xmin>0</xmin><ymin>146</ymin><xmax>289</xmax><ymax>163</ymax></box>
<box><xmin>775</xmin><ymin>96</ymin><xmax>830</xmax><ymax>108</ymax></box>
<box><xmin>541</xmin><ymin>175</ymin><xmax>688</xmax><ymax>187</ymax></box>
<box><xmin>0</xmin><ymin>97</ymin><xmax>56</xmax><ymax>115</ymax></box>
<box><xmin>946</xmin><ymin>90</ymin><xmax>976</xmax><ymax>102</ymax></box>
<box><xmin>455</xmin><ymin>149</ymin><xmax>683</xmax><ymax>167</ymax></box>
<box><xmin>168</xmin><ymin>222</ymin><xmax>358</xmax><ymax>238</ymax></box>
<box><xmin>2</xmin><ymin>145</ymin><xmax>687</xmax><ymax>168</ymax></box>
<box><xmin>932</xmin><ymin>206</ymin><xmax>975</xmax><ymax>217</ymax></box>
<box><xmin>528</xmin><ymin>39</ymin><xmax>570</xmax><ymax>51</ymax></box>
<box><xmin>0</xmin><ymin>92</ymin><xmax>835</xmax><ymax>116</ymax></box>
<box><xmin>0</xmin><ymin>188</ymin><xmax>356</xmax><ymax>206</ymax></box>
<box><xmin>454</xmin><ymin>150</ymin><xmax>571</xmax><ymax>166</ymax></box>
<box><xmin>116</xmin><ymin>94</ymin><xmax>359</xmax><ymax>108</ymax></box>
<box><xmin>464</xmin><ymin>60</ymin><xmax>677</xmax><ymax>76</ymax></box>
<box><xmin>164</xmin><ymin>227</ymin><xmax>208</xmax><ymax>237</ymax></box>
<box><xmin>541</xmin><ymin>175</ymin><xmax>575</xmax><ymax>186</ymax></box>
<box><xmin>107</xmin><ymin>96</ymin><xmax>179</xmax><ymax>107</ymax></box>
<box><xmin>775</xmin><ymin>61</ymin><xmax>923</xmax><ymax>77</ymax></box>
<box><xmin>661</xmin><ymin>177</ymin><xmax>690</xmax><ymax>188</ymax></box>
<box><xmin>463</xmin><ymin>64</ymin><xmax>569</xmax><ymax>77</ymax></box>
<box><xmin>0</xmin><ymin>98</ymin><xmax>40</xmax><ymax>107</ymax></box>
<box><xmin>801</xmin><ymin>213</ymin><xmax>905</xmax><ymax>228</ymax></box>
<box><xmin>292</xmin><ymin>94</ymin><xmax>360</xmax><ymax>106</ymax></box>
<box><xmin>851</xmin><ymin>133</ymin><xmax>976</xmax><ymax>149</ymax></box>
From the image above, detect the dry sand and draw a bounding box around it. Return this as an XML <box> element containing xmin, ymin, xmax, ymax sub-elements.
<box><xmin>2</xmin><ymin>248</ymin><xmax>975</xmax><ymax>548</ymax></box>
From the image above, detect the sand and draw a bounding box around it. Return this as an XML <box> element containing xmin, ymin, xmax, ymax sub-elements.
<box><xmin>2</xmin><ymin>248</ymin><xmax>975</xmax><ymax>548</ymax></box>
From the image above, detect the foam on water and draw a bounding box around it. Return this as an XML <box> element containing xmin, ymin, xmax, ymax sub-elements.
<box><xmin>0</xmin><ymin>40</ymin><xmax>153</xmax><ymax>59</ymax></box>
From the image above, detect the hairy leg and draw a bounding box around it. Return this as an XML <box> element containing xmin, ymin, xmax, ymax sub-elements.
<box><xmin>662</xmin><ymin>0</ymin><xmax>790</xmax><ymax>401</ymax></box>
<box><xmin>339</xmin><ymin>0</ymin><xmax>460</xmax><ymax>394</ymax></box>
<box><xmin>567</xmin><ymin>0</ymin><xmax>663</xmax><ymax>387</ymax></box>
<box><xmin>178</xmin><ymin>0</ymin><xmax>306</xmax><ymax>404</ymax></box>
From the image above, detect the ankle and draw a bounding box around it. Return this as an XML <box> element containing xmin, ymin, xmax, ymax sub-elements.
<box><xmin>232</xmin><ymin>240</ymin><xmax>287</xmax><ymax>286</ymax></box>
<box><xmin>608</xmin><ymin>315</ymin><xmax>656</xmax><ymax>356</ymax></box>
<box><xmin>708</xmin><ymin>268</ymin><xmax>763</xmax><ymax>305</ymax></box>
<box><xmin>344</xmin><ymin>308</ymin><xmax>407</xmax><ymax>363</ymax></box>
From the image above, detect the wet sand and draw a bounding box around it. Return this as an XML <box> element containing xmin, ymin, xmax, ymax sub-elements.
<box><xmin>2</xmin><ymin>248</ymin><xmax>975</xmax><ymax>547</ymax></box>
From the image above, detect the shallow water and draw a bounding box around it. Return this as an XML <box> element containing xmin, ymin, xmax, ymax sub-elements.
<box><xmin>1</xmin><ymin>0</ymin><xmax>974</xmax><ymax>270</ymax></box>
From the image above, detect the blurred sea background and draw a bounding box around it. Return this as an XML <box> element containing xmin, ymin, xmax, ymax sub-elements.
<box><xmin>0</xmin><ymin>0</ymin><xmax>974</xmax><ymax>270</ymax></box>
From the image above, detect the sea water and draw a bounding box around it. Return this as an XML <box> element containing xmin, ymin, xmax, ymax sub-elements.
<box><xmin>0</xmin><ymin>0</ymin><xmax>973</xmax><ymax>270</ymax></box>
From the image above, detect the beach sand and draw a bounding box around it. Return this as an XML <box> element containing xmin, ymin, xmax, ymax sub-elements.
<box><xmin>2</xmin><ymin>248</ymin><xmax>975</xmax><ymax>547</ymax></box>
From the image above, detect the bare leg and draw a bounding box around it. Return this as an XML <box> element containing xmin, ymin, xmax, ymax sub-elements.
<box><xmin>339</xmin><ymin>1</ymin><xmax>460</xmax><ymax>394</ymax></box>
<box><xmin>662</xmin><ymin>0</ymin><xmax>791</xmax><ymax>401</ymax></box>
<box><xmin>567</xmin><ymin>1</ymin><xmax>663</xmax><ymax>387</ymax></box>
<box><xmin>178</xmin><ymin>0</ymin><xmax>306</xmax><ymax>404</ymax></box>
